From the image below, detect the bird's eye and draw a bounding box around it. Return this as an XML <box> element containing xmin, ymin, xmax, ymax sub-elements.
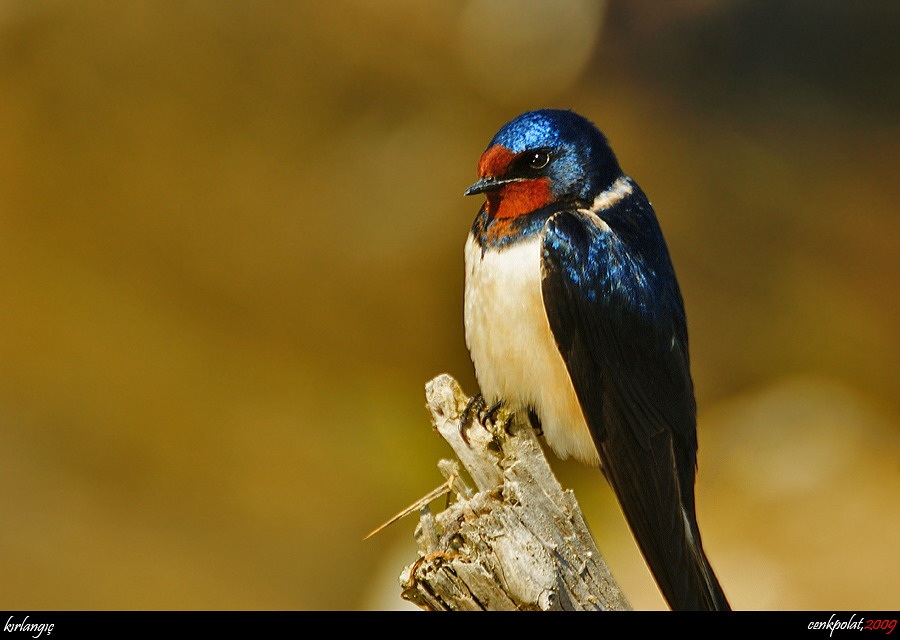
<box><xmin>528</xmin><ymin>151</ymin><xmax>550</xmax><ymax>170</ymax></box>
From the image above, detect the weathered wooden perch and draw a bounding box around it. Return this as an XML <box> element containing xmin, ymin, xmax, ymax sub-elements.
<box><xmin>399</xmin><ymin>373</ymin><xmax>631</xmax><ymax>611</ymax></box>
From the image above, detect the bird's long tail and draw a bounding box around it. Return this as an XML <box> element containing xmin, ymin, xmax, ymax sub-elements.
<box><xmin>599</xmin><ymin>439</ymin><xmax>731</xmax><ymax>611</ymax></box>
<box><xmin>619</xmin><ymin>483</ymin><xmax>731</xmax><ymax>611</ymax></box>
<box><xmin>673</xmin><ymin>514</ymin><xmax>731</xmax><ymax>611</ymax></box>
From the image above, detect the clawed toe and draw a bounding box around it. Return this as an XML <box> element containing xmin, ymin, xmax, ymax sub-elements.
<box><xmin>459</xmin><ymin>394</ymin><xmax>507</xmax><ymax>444</ymax></box>
<box><xmin>459</xmin><ymin>394</ymin><xmax>485</xmax><ymax>444</ymax></box>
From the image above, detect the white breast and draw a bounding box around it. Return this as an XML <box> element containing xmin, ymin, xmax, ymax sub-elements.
<box><xmin>464</xmin><ymin>233</ymin><xmax>600</xmax><ymax>466</ymax></box>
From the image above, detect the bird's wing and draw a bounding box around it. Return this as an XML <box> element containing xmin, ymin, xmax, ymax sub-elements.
<box><xmin>540</xmin><ymin>204</ymin><xmax>727</xmax><ymax>610</ymax></box>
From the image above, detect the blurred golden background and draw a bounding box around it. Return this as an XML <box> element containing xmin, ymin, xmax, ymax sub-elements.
<box><xmin>0</xmin><ymin>0</ymin><xmax>897</xmax><ymax>610</ymax></box>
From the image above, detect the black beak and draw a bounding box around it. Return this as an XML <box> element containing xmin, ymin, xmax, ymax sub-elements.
<box><xmin>464</xmin><ymin>175</ymin><xmax>522</xmax><ymax>196</ymax></box>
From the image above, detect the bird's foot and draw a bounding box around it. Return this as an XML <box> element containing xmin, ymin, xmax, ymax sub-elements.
<box><xmin>459</xmin><ymin>393</ymin><xmax>506</xmax><ymax>444</ymax></box>
<box><xmin>526</xmin><ymin>407</ymin><xmax>544</xmax><ymax>437</ymax></box>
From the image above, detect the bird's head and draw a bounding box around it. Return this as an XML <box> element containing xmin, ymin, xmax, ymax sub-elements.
<box><xmin>465</xmin><ymin>109</ymin><xmax>622</xmax><ymax>219</ymax></box>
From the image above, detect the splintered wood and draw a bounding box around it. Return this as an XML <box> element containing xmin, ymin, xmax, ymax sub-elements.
<box><xmin>399</xmin><ymin>374</ymin><xmax>630</xmax><ymax>611</ymax></box>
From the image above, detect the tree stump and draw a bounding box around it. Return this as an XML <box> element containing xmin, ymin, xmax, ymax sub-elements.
<box><xmin>399</xmin><ymin>374</ymin><xmax>630</xmax><ymax>611</ymax></box>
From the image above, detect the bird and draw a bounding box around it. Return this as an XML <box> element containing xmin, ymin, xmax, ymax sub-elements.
<box><xmin>462</xmin><ymin>109</ymin><xmax>730</xmax><ymax>611</ymax></box>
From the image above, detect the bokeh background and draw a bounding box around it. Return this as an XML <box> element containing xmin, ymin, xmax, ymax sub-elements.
<box><xmin>1</xmin><ymin>0</ymin><xmax>897</xmax><ymax>610</ymax></box>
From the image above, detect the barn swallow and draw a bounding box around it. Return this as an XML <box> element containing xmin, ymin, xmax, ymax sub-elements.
<box><xmin>463</xmin><ymin>109</ymin><xmax>730</xmax><ymax>611</ymax></box>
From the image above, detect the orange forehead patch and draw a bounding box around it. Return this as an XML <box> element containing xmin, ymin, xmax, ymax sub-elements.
<box><xmin>477</xmin><ymin>144</ymin><xmax>516</xmax><ymax>178</ymax></box>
